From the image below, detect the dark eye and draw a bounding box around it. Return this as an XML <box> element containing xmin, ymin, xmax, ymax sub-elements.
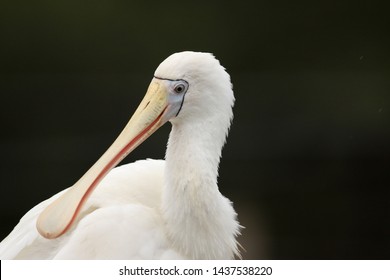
<box><xmin>174</xmin><ymin>83</ymin><xmax>187</xmax><ymax>94</ymax></box>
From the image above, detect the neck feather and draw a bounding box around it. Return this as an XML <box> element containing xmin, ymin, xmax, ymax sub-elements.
<box><xmin>161</xmin><ymin>116</ymin><xmax>240</xmax><ymax>259</ymax></box>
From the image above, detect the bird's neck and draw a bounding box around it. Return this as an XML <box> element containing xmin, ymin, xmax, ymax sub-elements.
<box><xmin>162</xmin><ymin>119</ymin><xmax>240</xmax><ymax>259</ymax></box>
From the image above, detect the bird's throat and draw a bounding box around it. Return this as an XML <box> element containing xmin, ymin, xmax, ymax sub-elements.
<box><xmin>162</xmin><ymin>121</ymin><xmax>238</xmax><ymax>259</ymax></box>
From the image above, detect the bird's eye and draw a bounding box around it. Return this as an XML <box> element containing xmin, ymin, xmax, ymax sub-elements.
<box><xmin>174</xmin><ymin>83</ymin><xmax>187</xmax><ymax>94</ymax></box>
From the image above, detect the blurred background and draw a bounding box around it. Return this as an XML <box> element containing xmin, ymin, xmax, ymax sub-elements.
<box><xmin>0</xmin><ymin>0</ymin><xmax>389</xmax><ymax>259</ymax></box>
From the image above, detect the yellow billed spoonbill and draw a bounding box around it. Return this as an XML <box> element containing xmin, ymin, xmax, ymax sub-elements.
<box><xmin>0</xmin><ymin>51</ymin><xmax>241</xmax><ymax>259</ymax></box>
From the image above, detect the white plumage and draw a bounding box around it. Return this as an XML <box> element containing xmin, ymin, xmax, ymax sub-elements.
<box><xmin>0</xmin><ymin>51</ymin><xmax>241</xmax><ymax>259</ymax></box>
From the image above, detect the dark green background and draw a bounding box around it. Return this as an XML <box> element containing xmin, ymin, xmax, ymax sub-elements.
<box><xmin>1</xmin><ymin>0</ymin><xmax>389</xmax><ymax>259</ymax></box>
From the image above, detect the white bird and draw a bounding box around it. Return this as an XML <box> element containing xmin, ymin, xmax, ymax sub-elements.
<box><xmin>0</xmin><ymin>51</ymin><xmax>241</xmax><ymax>259</ymax></box>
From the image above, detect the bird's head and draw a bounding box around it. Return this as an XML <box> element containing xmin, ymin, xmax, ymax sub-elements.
<box><xmin>153</xmin><ymin>51</ymin><xmax>234</xmax><ymax>125</ymax></box>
